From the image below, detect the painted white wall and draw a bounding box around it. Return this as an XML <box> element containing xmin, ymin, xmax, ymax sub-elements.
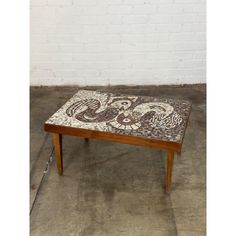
<box><xmin>30</xmin><ymin>0</ymin><xmax>206</xmax><ymax>86</ymax></box>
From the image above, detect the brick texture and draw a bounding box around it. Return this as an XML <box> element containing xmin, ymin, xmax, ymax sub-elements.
<box><xmin>30</xmin><ymin>0</ymin><xmax>206</xmax><ymax>86</ymax></box>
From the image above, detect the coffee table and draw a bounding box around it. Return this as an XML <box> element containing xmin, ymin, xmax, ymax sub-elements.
<box><xmin>44</xmin><ymin>90</ymin><xmax>191</xmax><ymax>193</ymax></box>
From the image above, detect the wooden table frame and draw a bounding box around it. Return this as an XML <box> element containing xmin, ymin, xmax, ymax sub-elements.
<box><xmin>44</xmin><ymin>123</ymin><xmax>186</xmax><ymax>193</ymax></box>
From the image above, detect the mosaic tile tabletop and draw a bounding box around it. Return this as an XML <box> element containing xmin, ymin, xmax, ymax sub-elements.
<box><xmin>45</xmin><ymin>90</ymin><xmax>191</xmax><ymax>143</ymax></box>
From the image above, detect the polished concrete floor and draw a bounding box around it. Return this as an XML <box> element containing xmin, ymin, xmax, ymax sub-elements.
<box><xmin>30</xmin><ymin>85</ymin><xmax>206</xmax><ymax>236</ymax></box>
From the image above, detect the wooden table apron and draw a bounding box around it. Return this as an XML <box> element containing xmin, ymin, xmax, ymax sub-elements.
<box><xmin>44</xmin><ymin>123</ymin><xmax>183</xmax><ymax>193</ymax></box>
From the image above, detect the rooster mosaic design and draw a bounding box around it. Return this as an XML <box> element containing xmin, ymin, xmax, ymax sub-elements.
<box><xmin>66</xmin><ymin>92</ymin><xmax>183</xmax><ymax>131</ymax></box>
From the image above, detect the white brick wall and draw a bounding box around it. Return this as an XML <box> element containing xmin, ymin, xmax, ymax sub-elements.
<box><xmin>30</xmin><ymin>0</ymin><xmax>206</xmax><ymax>86</ymax></box>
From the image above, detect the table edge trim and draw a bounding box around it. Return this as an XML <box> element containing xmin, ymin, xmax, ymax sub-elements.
<box><xmin>44</xmin><ymin>123</ymin><xmax>182</xmax><ymax>152</ymax></box>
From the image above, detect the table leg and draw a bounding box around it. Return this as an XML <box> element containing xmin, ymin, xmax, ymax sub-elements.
<box><xmin>53</xmin><ymin>133</ymin><xmax>63</xmax><ymax>175</ymax></box>
<box><xmin>85</xmin><ymin>138</ymin><xmax>89</xmax><ymax>142</ymax></box>
<box><xmin>166</xmin><ymin>150</ymin><xmax>174</xmax><ymax>193</ymax></box>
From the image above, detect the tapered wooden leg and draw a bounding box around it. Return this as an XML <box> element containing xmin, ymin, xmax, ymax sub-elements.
<box><xmin>166</xmin><ymin>150</ymin><xmax>174</xmax><ymax>193</ymax></box>
<box><xmin>53</xmin><ymin>133</ymin><xmax>63</xmax><ymax>175</ymax></box>
<box><xmin>85</xmin><ymin>138</ymin><xmax>89</xmax><ymax>142</ymax></box>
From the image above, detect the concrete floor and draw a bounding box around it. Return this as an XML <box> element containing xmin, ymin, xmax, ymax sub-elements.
<box><xmin>30</xmin><ymin>85</ymin><xmax>206</xmax><ymax>236</ymax></box>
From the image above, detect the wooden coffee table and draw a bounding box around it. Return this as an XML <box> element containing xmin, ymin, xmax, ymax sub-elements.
<box><xmin>44</xmin><ymin>90</ymin><xmax>191</xmax><ymax>193</ymax></box>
